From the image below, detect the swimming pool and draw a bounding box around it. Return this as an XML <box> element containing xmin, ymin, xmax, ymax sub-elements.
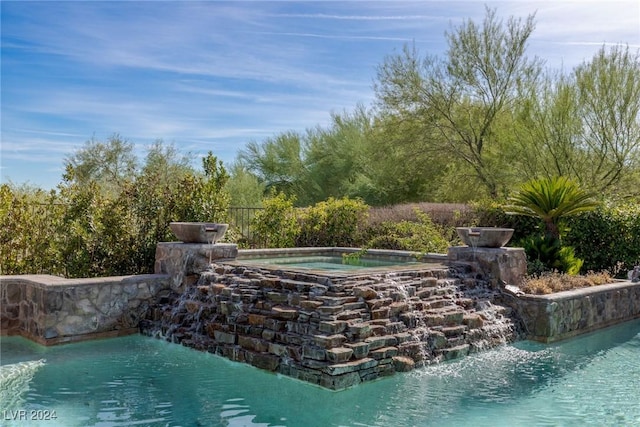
<box><xmin>2</xmin><ymin>318</ymin><xmax>639</xmax><ymax>426</ymax></box>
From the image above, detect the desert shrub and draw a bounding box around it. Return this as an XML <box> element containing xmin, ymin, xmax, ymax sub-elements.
<box><xmin>363</xmin><ymin>210</ymin><xmax>450</xmax><ymax>253</ymax></box>
<box><xmin>250</xmin><ymin>192</ymin><xmax>299</xmax><ymax>248</ymax></box>
<box><xmin>368</xmin><ymin>202</ymin><xmax>474</xmax><ymax>228</ymax></box>
<box><xmin>564</xmin><ymin>201</ymin><xmax>640</xmax><ymax>277</ymax></box>
<box><xmin>521</xmin><ymin>271</ymin><xmax>613</xmax><ymax>295</ymax></box>
<box><xmin>296</xmin><ymin>197</ymin><xmax>369</xmax><ymax>247</ymax></box>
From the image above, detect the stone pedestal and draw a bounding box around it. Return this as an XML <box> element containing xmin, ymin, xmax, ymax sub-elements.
<box><xmin>447</xmin><ymin>246</ymin><xmax>527</xmax><ymax>287</ymax></box>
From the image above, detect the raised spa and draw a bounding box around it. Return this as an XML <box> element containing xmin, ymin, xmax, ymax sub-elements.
<box><xmin>230</xmin><ymin>247</ymin><xmax>447</xmax><ymax>275</ymax></box>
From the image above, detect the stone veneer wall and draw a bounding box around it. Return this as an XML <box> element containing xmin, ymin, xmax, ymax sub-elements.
<box><xmin>503</xmin><ymin>280</ymin><xmax>640</xmax><ymax>342</ymax></box>
<box><xmin>0</xmin><ymin>274</ymin><xmax>169</xmax><ymax>345</ymax></box>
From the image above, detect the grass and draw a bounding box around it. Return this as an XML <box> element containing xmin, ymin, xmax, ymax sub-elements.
<box><xmin>521</xmin><ymin>271</ymin><xmax>614</xmax><ymax>295</ymax></box>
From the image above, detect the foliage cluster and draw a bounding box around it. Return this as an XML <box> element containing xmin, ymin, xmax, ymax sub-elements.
<box><xmin>502</xmin><ymin>176</ymin><xmax>597</xmax><ymax>275</ymax></box>
<box><xmin>468</xmin><ymin>194</ymin><xmax>638</xmax><ymax>277</ymax></box>
<box><xmin>0</xmin><ymin>186</ymin><xmax>63</xmax><ymax>275</ymax></box>
<box><xmin>564</xmin><ymin>201</ymin><xmax>640</xmax><ymax>276</ymax></box>
<box><xmin>362</xmin><ymin>210</ymin><xmax>450</xmax><ymax>254</ymax></box>
<box><xmin>233</xmin><ymin>8</ymin><xmax>639</xmax><ymax>206</ymax></box>
<box><xmin>504</xmin><ymin>176</ymin><xmax>598</xmax><ymax>239</ymax></box>
<box><xmin>519</xmin><ymin>235</ymin><xmax>583</xmax><ymax>276</ymax></box>
<box><xmin>1</xmin><ymin>138</ymin><xmax>230</xmax><ymax>277</ymax></box>
<box><xmin>249</xmin><ymin>193</ymin><xmax>454</xmax><ymax>252</ymax></box>
<box><xmin>250</xmin><ymin>192</ymin><xmax>300</xmax><ymax>248</ymax></box>
<box><xmin>296</xmin><ymin>197</ymin><xmax>369</xmax><ymax>247</ymax></box>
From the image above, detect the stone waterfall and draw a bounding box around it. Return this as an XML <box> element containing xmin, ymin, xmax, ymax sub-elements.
<box><xmin>140</xmin><ymin>260</ymin><xmax>522</xmax><ymax>390</ymax></box>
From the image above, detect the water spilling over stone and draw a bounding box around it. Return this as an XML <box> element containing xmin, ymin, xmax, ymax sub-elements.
<box><xmin>141</xmin><ymin>262</ymin><xmax>521</xmax><ymax>390</ymax></box>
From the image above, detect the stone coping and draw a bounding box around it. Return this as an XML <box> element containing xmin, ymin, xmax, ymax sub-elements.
<box><xmin>236</xmin><ymin>247</ymin><xmax>448</xmax><ymax>262</ymax></box>
<box><xmin>157</xmin><ymin>242</ymin><xmax>238</xmax><ymax>250</ymax></box>
<box><xmin>513</xmin><ymin>279</ymin><xmax>635</xmax><ymax>301</ymax></box>
<box><xmin>0</xmin><ymin>274</ymin><xmax>169</xmax><ymax>287</ymax></box>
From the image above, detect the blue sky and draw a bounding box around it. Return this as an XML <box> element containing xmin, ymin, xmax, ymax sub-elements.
<box><xmin>2</xmin><ymin>1</ymin><xmax>639</xmax><ymax>189</ymax></box>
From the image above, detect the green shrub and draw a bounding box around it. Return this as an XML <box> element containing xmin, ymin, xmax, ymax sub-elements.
<box><xmin>564</xmin><ymin>201</ymin><xmax>640</xmax><ymax>277</ymax></box>
<box><xmin>296</xmin><ymin>197</ymin><xmax>369</xmax><ymax>247</ymax></box>
<box><xmin>504</xmin><ymin>176</ymin><xmax>598</xmax><ymax>239</ymax></box>
<box><xmin>1</xmin><ymin>148</ymin><xmax>232</xmax><ymax>277</ymax></box>
<box><xmin>250</xmin><ymin>192</ymin><xmax>299</xmax><ymax>248</ymax></box>
<box><xmin>0</xmin><ymin>184</ymin><xmax>64</xmax><ymax>275</ymax></box>
<box><xmin>363</xmin><ymin>210</ymin><xmax>450</xmax><ymax>253</ymax></box>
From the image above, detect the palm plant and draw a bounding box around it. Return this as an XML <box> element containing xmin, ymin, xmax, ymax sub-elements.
<box><xmin>504</xmin><ymin>176</ymin><xmax>598</xmax><ymax>240</ymax></box>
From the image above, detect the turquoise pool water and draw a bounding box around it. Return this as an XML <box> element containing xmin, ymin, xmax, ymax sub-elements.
<box><xmin>240</xmin><ymin>255</ymin><xmax>420</xmax><ymax>270</ymax></box>
<box><xmin>2</xmin><ymin>318</ymin><xmax>640</xmax><ymax>426</ymax></box>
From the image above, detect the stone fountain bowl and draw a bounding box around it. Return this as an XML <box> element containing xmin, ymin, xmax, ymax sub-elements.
<box><xmin>169</xmin><ymin>222</ymin><xmax>229</xmax><ymax>244</ymax></box>
<box><xmin>456</xmin><ymin>227</ymin><xmax>514</xmax><ymax>248</ymax></box>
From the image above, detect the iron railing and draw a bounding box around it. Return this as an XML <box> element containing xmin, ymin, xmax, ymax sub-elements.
<box><xmin>226</xmin><ymin>207</ymin><xmax>263</xmax><ymax>245</ymax></box>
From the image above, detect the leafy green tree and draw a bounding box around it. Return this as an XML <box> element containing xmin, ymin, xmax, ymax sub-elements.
<box><xmin>225</xmin><ymin>161</ymin><xmax>265</xmax><ymax>207</ymax></box>
<box><xmin>374</xmin><ymin>7</ymin><xmax>542</xmax><ymax>198</ymax></box>
<box><xmin>197</xmin><ymin>151</ymin><xmax>231</xmax><ymax>221</ymax></box>
<box><xmin>56</xmin><ymin>176</ymin><xmax>139</xmax><ymax>277</ymax></box>
<box><xmin>354</xmin><ymin>111</ymin><xmax>447</xmax><ymax>204</ymax></box>
<box><xmin>0</xmin><ymin>184</ymin><xmax>64</xmax><ymax>275</ymax></box>
<box><xmin>58</xmin><ymin>139</ymin><xmax>232</xmax><ymax>275</ymax></box>
<box><xmin>239</xmin><ymin>107</ymin><xmax>394</xmax><ymax>206</ymax></box>
<box><xmin>574</xmin><ymin>45</ymin><xmax>640</xmax><ymax>192</ymax></box>
<box><xmin>239</xmin><ymin>131</ymin><xmax>308</xmax><ymax>201</ymax></box>
<box><xmin>514</xmin><ymin>45</ymin><xmax>640</xmax><ymax>196</ymax></box>
<box><xmin>130</xmin><ymin>146</ymin><xmax>230</xmax><ymax>269</ymax></box>
<box><xmin>304</xmin><ymin>106</ymin><xmax>377</xmax><ymax>203</ymax></box>
<box><xmin>504</xmin><ymin>176</ymin><xmax>598</xmax><ymax>239</ymax></box>
<box><xmin>63</xmin><ymin>134</ymin><xmax>137</xmax><ymax>195</ymax></box>
<box><xmin>511</xmin><ymin>72</ymin><xmax>586</xmax><ymax>182</ymax></box>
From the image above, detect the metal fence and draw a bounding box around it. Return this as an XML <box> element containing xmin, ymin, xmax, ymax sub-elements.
<box><xmin>227</xmin><ymin>207</ymin><xmax>263</xmax><ymax>245</ymax></box>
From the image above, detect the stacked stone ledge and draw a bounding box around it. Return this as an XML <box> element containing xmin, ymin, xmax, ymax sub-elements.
<box><xmin>140</xmin><ymin>263</ymin><xmax>517</xmax><ymax>390</ymax></box>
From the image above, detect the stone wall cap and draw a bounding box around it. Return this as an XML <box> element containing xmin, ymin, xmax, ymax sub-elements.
<box><xmin>517</xmin><ymin>279</ymin><xmax>636</xmax><ymax>301</ymax></box>
<box><xmin>0</xmin><ymin>273</ymin><xmax>170</xmax><ymax>288</ymax></box>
